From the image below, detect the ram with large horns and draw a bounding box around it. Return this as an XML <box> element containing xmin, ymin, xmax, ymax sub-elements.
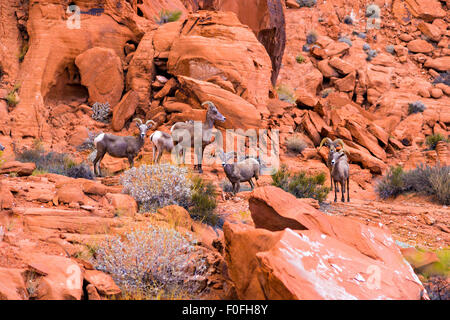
<box><xmin>318</xmin><ymin>138</ymin><xmax>349</xmax><ymax>192</ymax></box>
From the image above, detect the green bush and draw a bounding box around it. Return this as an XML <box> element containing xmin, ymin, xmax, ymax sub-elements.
<box><xmin>296</xmin><ymin>0</ymin><xmax>317</xmax><ymax>8</ymax></box>
<box><xmin>296</xmin><ymin>54</ymin><xmax>306</xmax><ymax>64</ymax></box>
<box><xmin>426</xmin><ymin>133</ymin><xmax>448</xmax><ymax>150</ymax></box>
<box><xmin>18</xmin><ymin>41</ymin><xmax>29</xmax><ymax>62</ymax></box>
<box><xmin>189</xmin><ymin>176</ymin><xmax>220</xmax><ymax>227</ymax></box>
<box><xmin>376</xmin><ymin>164</ymin><xmax>450</xmax><ymax>205</ymax></box>
<box><xmin>155</xmin><ymin>9</ymin><xmax>182</xmax><ymax>25</ymax></box>
<box><xmin>271</xmin><ymin>164</ymin><xmax>330</xmax><ymax>202</ymax></box>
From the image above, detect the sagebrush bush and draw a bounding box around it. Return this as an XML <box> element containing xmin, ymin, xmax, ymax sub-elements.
<box><xmin>377</xmin><ymin>164</ymin><xmax>450</xmax><ymax>205</ymax></box>
<box><xmin>276</xmin><ymin>84</ymin><xmax>296</xmax><ymax>104</ymax></box>
<box><xmin>426</xmin><ymin>133</ymin><xmax>448</xmax><ymax>150</ymax></box>
<box><xmin>433</xmin><ymin>71</ymin><xmax>450</xmax><ymax>86</ymax></box>
<box><xmin>386</xmin><ymin>45</ymin><xmax>395</xmax><ymax>54</ymax></box>
<box><xmin>408</xmin><ymin>101</ymin><xmax>426</xmax><ymax>115</ymax></box>
<box><xmin>92</xmin><ymin>102</ymin><xmax>111</xmax><ymax>123</ymax></box>
<box><xmin>18</xmin><ymin>41</ymin><xmax>28</xmax><ymax>62</ymax></box>
<box><xmin>296</xmin><ymin>0</ymin><xmax>317</xmax><ymax>7</ymax></box>
<box><xmin>189</xmin><ymin>176</ymin><xmax>220</xmax><ymax>227</ymax></box>
<box><xmin>15</xmin><ymin>147</ymin><xmax>94</xmax><ymax>180</ymax></box>
<box><xmin>76</xmin><ymin>131</ymin><xmax>99</xmax><ymax>152</ymax></box>
<box><xmin>285</xmin><ymin>135</ymin><xmax>307</xmax><ymax>154</ymax></box>
<box><xmin>155</xmin><ymin>9</ymin><xmax>182</xmax><ymax>25</ymax></box>
<box><xmin>338</xmin><ymin>37</ymin><xmax>352</xmax><ymax>47</ymax></box>
<box><xmin>366</xmin><ymin>49</ymin><xmax>378</xmax><ymax>61</ymax></box>
<box><xmin>321</xmin><ymin>88</ymin><xmax>334</xmax><ymax>98</ymax></box>
<box><xmin>94</xmin><ymin>226</ymin><xmax>207</xmax><ymax>299</ymax></box>
<box><xmin>306</xmin><ymin>30</ymin><xmax>318</xmax><ymax>44</ymax></box>
<box><xmin>121</xmin><ymin>164</ymin><xmax>192</xmax><ymax>212</ymax></box>
<box><xmin>343</xmin><ymin>15</ymin><xmax>353</xmax><ymax>25</ymax></box>
<box><xmin>271</xmin><ymin>165</ymin><xmax>330</xmax><ymax>202</ymax></box>
<box><xmin>363</xmin><ymin>43</ymin><xmax>371</xmax><ymax>51</ymax></box>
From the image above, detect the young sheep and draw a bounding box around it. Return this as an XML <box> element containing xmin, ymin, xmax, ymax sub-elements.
<box><xmin>93</xmin><ymin>118</ymin><xmax>155</xmax><ymax>176</ymax></box>
<box><xmin>219</xmin><ymin>150</ymin><xmax>261</xmax><ymax>194</ymax></box>
<box><xmin>318</xmin><ymin>138</ymin><xmax>347</xmax><ymax>191</ymax></box>
<box><xmin>330</xmin><ymin>150</ymin><xmax>350</xmax><ymax>202</ymax></box>
<box><xmin>149</xmin><ymin>130</ymin><xmax>174</xmax><ymax>164</ymax></box>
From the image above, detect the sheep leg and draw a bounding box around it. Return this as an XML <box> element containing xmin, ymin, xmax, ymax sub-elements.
<box><xmin>152</xmin><ymin>145</ymin><xmax>157</xmax><ymax>164</ymax></box>
<box><xmin>156</xmin><ymin>148</ymin><xmax>163</xmax><ymax>164</ymax></box>
<box><xmin>330</xmin><ymin>169</ymin><xmax>333</xmax><ymax>191</ymax></box>
<box><xmin>347</xmin><ymin>177</ymin><xmax>350</xmax><ymax>202</ymax></box>
<box><xmin>235</xmin><ymin>182</ymin><xmax>240</xmax><ymax>194</ymax></box>
<box><xmin>93</xmin><ymin>148</ymin><xmax>106</xmax><ymax>177</ymax></box>
<box><xmin>128</xmin><ymin>154</ymin><xmax>135</xmax><ymax>169</ymax></box>
<box><xmin>341</xmin><ymin>181</ymin><xmax>345</xmax><ymax>202</ymax></box>
<box><xmin>248</xmin><ymin>179</ymin><xmax>255</xmax><ymax>190</ymax></box>
<box><xmin>334</xmin><ymin>181</ymin><xmax>338</xmax><ymax>202</ymax></box>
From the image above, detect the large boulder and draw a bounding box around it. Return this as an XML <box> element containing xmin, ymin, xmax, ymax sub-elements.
<box><xmin>75</xmin><ymin>47</ymin><xmax>124</xmax><ymax>107</ymax></box>
<box><xmin>177</xmin><ymin>76</ymin><xmax>262</xmax><ymax>129</ymax></box>
<box><xmin>207</xmin><ymin>0</ymin><xmax>286</xmax><ymax>85</ymax></box>
<box><xmin>224</xmin><ymin>187</ymin><xmax>428</xmax><ymax>300</ymax></box>
<box><xmin>166</xmin><ymin>11</ymin><xmax>272</xmax><ymax>113</ymax></box>
<box><xmin>111</xmin><ymin>90</ymin><xmax>140</xmax><ymax>131</ymax></box>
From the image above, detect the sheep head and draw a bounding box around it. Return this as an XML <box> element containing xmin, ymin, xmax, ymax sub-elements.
<box><xmin>134</xmin><ymin>118</ymin><xmax>155</xmax><ymax>139</ymax></box>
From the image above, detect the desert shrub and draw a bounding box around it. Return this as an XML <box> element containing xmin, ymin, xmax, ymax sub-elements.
<box><xmin>366</xmin><ymin>49</ymin><xmax>378</xmax><ymax>61</ymax></box>
<box><xmin>386</xmin><ymin>45</ymin><xmax>395</xmax><ymax>54</ymax></box>
<box><xmin>408</xmin><ymin>101</ymin><xmax>426</xmax><ymax>115</ymax></box>
<box><xmin>15</xmin><ymin>147</ymin><xmax>94</xmax><ymax>180</ymax></box>
<box><xmin>66</xmin><ymin>163</ymin><xmax>95</xmax><ymax>180</ymax></box>
<box><xmin>426</xmin><ymin>133</ymin><xmax>448</xmax><ymax>150</ymax></box>
<box><xmin>94</xmin><ymin>225</ymin><xmax>207</xmax><ymax>299</ymax></box>
<box><xmin>302</xmin><ymin>44</ymin><xmax>310</xmax><ymax>52</ymax></box>
<box><xmin>306</xmin><ymin>30</ymin><xmax>318</xmax><ymax>44</ymax></box>
<box><xmin>189</xmin><ymin>176</ymin><xmax>220</xmax><ymax>227</ymax></box>
<box><xmin>362</xmin><ymin>43</ymin><xmax>371</xmax><ymax>51</ymax></box>
<box><xmin>433</xmin><ymin>71</ymin><xmax>450</xmax><ymax>86</ymax></box>
<box><xmin>296</xmin><ymin>0</ymin><xmax>317</xmax><ymax>7</ymax></box>
<box><xmin>91</xmin><ymin>102</ymin><xmax>111</xmax><ymax>123</ymax></box>
<box><xmin>343</xmin><ymin>15</ymin><xmax>353</xmax><ymax>25</ymax></box>
<box><xmin>6</xmin><ymin>84</ymin><xmax>20</xmax><ymax>107</ymax></box>
<box><xmin>376</xmin><ymin>164</ymin><xmax>450</xmax><ymax>205</ymax></box>
<box><xmin>338</xmin><ymin>36</ymin><xmax>352</xmax><ymax>47</ymax></box>
<box><xmin>285</xmin><ymin>135</ymin><xmax>307</xmax><ymax>154</ymax></box>
<box><xmin>424</xmin><ymin>276</ymin><xmax>450</xmax><ymax>300</ymax></box>
<box><xmin>121</xmin><ymin>164</ymin><xmax>192</xmax><ymax>212</ymax></box>
<box><xmin>376</xmin><ymin>166</ymin><xmax>407</xmax><ymax>199</ymax></box>
<box><xmin>321</xmin><ymin>88</ymin><xmax>334</xmax><ymax>98</ymax></box>
<box><xmin>155</xmin><ymin>9</ymin><xmax>182</xmax><ymax>25</ymax></box>
<box><xmin>296</xmin><ymin>54</ymin><xmax>306</xmax><ymax>64</ymax></box>
<box><xmin>271</xmin><ymin>164</ymin><xmax>330</xmax><ymax>202</ymax></box>
<box><xmin>276</xmin><ymin>84</ymin><xmax>296</xmax><ymax>104</ymax></box>
<box><xmin>17</xmin><ymin>41</ymin><xmax>29</xmax><ymax>62</ymax></box>
<box><xmin>356</xmin><ymin>32</ymin><xmax>367</xmax><ymax>39</ymax></box>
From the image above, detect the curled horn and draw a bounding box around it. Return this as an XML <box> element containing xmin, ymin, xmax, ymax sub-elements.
<box><xmin>134</xmin><ymin>118</ymin><xmax>143</xmax><ymax>125</ymax></box>
<box><xmin>333</xmin><ymin>138</ymin><xmax>350</xmax><ymax>155</ymax></box>
<box><xmin>319</xmin><ymin>137</ymin><xmax>333</xmax><ymax>151</ymax></box>
<box><xmin>202</xmin><ymin>101</ymin><xmax>215</xmax><ymax>108</ymax></box>
<box><xmin>145</xmin><ymin>119</ymin><xmax>156</xmax><ymax>127</ymax></box>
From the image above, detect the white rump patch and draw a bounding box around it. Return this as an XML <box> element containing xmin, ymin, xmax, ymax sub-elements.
<box><xmin>94</xmin><ymin>133</ymin><xmax>105</xmax><ymax>147</ymax></box>
<box><xmin>150</xmin><ymin>131</ymin><xmax>163</xmax><ymax>143</ymax></box>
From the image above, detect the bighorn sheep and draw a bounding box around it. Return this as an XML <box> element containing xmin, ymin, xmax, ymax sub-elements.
<box><xmin>149</xmin><ymin>130</ymin><xmax>174</xmax><ymax>164</ymax></box>
<box><xmin>93</xmin><ymin>118</ymin><xmax>155</xmax><ymax>176</ymax></box>
<box><xmin>219</xmin><ymin>150</ymin><xmax>261</xmax><ymax>194</ymax></box>
<box><xmin>318</xmin><ymin>138</ymin><xmax>347</xmax><ymax>191</ymax></box>
<box><xmin>330</xmin><ymin>150</ymin><xmax>350</xmax><ymax>202</ymax></box>
<box><xmin>171</xmin><ymin>101</ymin><xmax>226</xmax><ymax>173</ymax></box>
